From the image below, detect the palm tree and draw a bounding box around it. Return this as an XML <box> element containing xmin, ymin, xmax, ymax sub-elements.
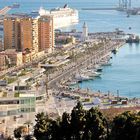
<box><xmin>35</xmin><ymin>81</ymin><xmax>40</xmax><ymax>90</ymax></box>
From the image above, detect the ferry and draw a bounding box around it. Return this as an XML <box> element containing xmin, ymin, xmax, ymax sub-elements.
<box><xmin>39</xmin><ymin>4</ymin><xmax>79</xmax><ymax>29</ymax></box>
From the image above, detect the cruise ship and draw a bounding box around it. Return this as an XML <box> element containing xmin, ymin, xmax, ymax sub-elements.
<box><xmin>38</xmin><ymin>4</ymin><xmax>79</xmax><ymax>29</ymax></box>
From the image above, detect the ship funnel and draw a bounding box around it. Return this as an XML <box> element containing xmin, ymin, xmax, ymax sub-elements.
<box><xmin>39</xmin><ymin>7</ymin><xmax>46</xmax><ymax>16</ymax></box>
<box><xmin>64</xmin><ymin>4</ymin><xmax>68</xmax><ymax>8</ymax></box>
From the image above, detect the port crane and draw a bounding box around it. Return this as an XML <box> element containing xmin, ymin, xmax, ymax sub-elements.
<box><xmin>119</xmin><ymin>0</ymin><xmax>132</xmax><ymax>10</ymax></box>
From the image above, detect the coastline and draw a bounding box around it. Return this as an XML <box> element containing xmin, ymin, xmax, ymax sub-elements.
<box><xmin>48</xmin><ymin>39</ymin><xmax>126</xmax><ymax>100</ymax></box>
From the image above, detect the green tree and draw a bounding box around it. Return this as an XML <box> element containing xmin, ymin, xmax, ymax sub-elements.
<box><xmin>14</xmin><ymin>126</ymin><xmax>26</xmax><ymax>140</ymax></box>
<box><xmin>70</xmin><ymin>101</ymin><xmax>86</xmax><ymax>140</ymax></box>
<box><xmin>83</xmin><ymin>107</ymin><xmax>106</xmax><ymax>140</ymax></box>
<box><xmin>60</xmin><ymin>112</ymin><xmax>71</xmax><ymax>140</ymax></box>
<box><xmin>24</xmin><ymin>135</ymin><xmax>36</xmax><ymax>140</ymax></box>
<box><xmin>48</xmin><ymin>118</ymin><xmax>61</xmax><ymax>140</ymax></box>
<box><xmin>110</xmin><ymin>111</ymin><xmax>140</xmax><ymax>140</ymax></box>
<box><xmin>34</xmin><ymin>112</ymin><xmax>50</xmax><ymax>140</ymax></box>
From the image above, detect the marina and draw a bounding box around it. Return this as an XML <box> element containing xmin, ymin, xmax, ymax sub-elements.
<box><xmin>76</xmin><ymin>43</ymin><xmax>140</xmax><ymax>98</ymax></box>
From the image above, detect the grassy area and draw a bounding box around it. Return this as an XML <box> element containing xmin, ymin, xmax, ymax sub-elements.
<box><xmin>2</xmin><ymin>92</ymin><xmax>7</xmax><ymax>97</ymax></box>
<box><xmin>3</xmin><ymin>77</ymin><xmax>17</xmax><ymax>84</ymax></box>
<box><xmin>18</xmin><ymin>70</ymin><xmax>27</xmax><ymax>77</ymax></box>
<box><xmin>14</xmin><ymin>92</ymin><xmax>20</xmax><ymax>97</ymax></box>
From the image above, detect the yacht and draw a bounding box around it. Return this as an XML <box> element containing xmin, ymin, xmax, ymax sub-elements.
<box><xmin>93</xmin><ymin>65</ymin><xmax>103</xmax><ymax>72</ymax></box>
<box><xmin>81</xmin><ymin>69</ymin><xmax>101</xmax><ymax>78</ymax></box>
<box><xmin>100</xmin><ymin>60</ymin><xmax>112</xmax><ymax>66</ymax></box>
<box><xmin>75</xmin><ymin>74</ymin><xmax>91</xmax><ymax>81</ymax></box>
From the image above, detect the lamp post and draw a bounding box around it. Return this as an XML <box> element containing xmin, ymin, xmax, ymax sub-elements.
<box><xmin>17</xmin><ymin>79</ymin><xmax>20</xmax><ymax>94</ymax></box>
<box><xmin>117</xmin><ymin>90</ymin><xmax>119</xmax><ymax>101</ymax></box>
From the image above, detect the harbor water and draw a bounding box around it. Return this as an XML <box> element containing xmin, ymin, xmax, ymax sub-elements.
<box><xmin>1</xmin><ymin>0</ymin><xmax>140</xmax><ymax>97</ymax></box>
<box><xmin>78</xmin><ymin>44</ymin><xmax>140</xmax><ymax>98</ymax></box>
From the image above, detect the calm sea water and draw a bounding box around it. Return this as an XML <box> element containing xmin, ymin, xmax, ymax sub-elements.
<box><xmin>1</xmin><ymin>0</ymin><xmax>140</xmax><ymax>97</ymax></box>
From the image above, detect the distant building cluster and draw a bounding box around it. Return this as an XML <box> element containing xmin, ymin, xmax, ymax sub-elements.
<box><xmin>0</xmin><ymin>14</ymin><xmax>55</xmax><ymax>70</ymax></box>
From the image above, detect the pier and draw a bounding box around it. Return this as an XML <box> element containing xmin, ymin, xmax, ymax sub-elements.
<box><xmin>82</xmin><ymin>8</ymin><xmax>118</xmax><ymax>11</ymax></box>
<box><xmin>0</xmin><ymin>6</ymin><xmax>11</xmax><ymax>16</ymax></box>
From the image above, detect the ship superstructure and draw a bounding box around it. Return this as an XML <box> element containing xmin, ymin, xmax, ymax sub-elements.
<box><xmin>39</xmin><ymin>4</ymin><xmax>79</xmax><ymax>29</ymax></box>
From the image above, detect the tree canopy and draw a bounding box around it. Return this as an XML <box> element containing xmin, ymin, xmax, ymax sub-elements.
<box><xmin>13</xmin><ymin>102</ymin><xmax>140</xmax><ymax>140</ymax></box>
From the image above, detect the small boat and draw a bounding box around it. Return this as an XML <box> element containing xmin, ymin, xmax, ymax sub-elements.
<box><xmin>100</xmin><ymin>61</ymin><xmax>112</xmax><ymax>66</ymax></box>
<box><xmin>66</xmin><ymin>81</ymin><xmax>77</xmax><ymax>86</ymax></box>
<box><xmin>81</xmin><ymin>69</ymin><xmax>101</xmax><ymax>78</ymax></box>
<box><xmin>112</xmin><ymin>48</ymin><xmax>118</xmax><ymax>54</ymax></box>
<box><xmin>75</xmin><ymin>74</ymin><xmax>91</xmax><ymax>81</ymax></box>
<box><xmin>93</xmin><ymin>65</ymin><xmax>103</xmax><ymax>72</ymax></box>
<box><xmin>126</xmin><ymin>35</ymin><xmax>140</xmax><ymax>44</ymax></box>
<box><xmin>96</xmin><ymin>68</ymin><xmax>102</xmax><ymax>72</ymax></box>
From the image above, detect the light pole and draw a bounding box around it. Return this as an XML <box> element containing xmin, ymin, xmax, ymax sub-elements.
<box><xmin>117</xmin><ymin>90</ymin><xmax>119</xmax><ymax>101</ymax></box>
<box><xmin>17</xmin><ymin>79</ymin><xmax>20</xmax><ymax>94</ymax></box>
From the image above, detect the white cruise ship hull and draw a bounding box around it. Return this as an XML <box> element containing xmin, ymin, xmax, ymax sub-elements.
<box><xmin>53</xmin><ymin>14</ymin><xmax>79</xmax><ymax>29</ymax></box>
<box><xmin>39</xmin><ymin>5</ymin><xmax>79</xmax><ymax>29</ymax></box>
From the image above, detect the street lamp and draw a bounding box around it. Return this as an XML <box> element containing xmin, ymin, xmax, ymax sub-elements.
<box><xmin>117</xmin><ymin>90</ymin><xmax>119</xmax><ymax>101</ymax></box>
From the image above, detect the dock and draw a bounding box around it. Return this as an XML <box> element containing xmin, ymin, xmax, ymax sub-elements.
<box><xmin>82</xmin><ymin>8</ymin><xmax>118</xmax><ymax>11</ymax></box>
<box><xmin>0</xmin><ymin>6</ymin><xmax>11</xmax><ymax>16</ymax></box>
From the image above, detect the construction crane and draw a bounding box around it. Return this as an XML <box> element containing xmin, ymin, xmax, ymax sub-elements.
<box><xmin>119</xmin><ymin>0</ymin><xmax>131</xmax><ymax>10</ymax></box>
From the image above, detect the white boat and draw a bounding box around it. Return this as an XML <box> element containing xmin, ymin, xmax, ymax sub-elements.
<box><xmin>81</xmin><ymin>69</ymin><xmax>101</xmax><ymax>77</ymax></box>
<box><xmin>66</xmin><ymin>81</ymin><xmax>77</xmax><ymax>86</ymax></box>
<box><xmin>75</xmin><ymin>74</ymin><xmax>91</xmax><ymax>81</ymax></box>
<box><xmin>100</xmin><ymin>61</ymin><xmax>112</xmax><ymax>66</ymax></box>
<box><xmin>39</xmin><ymin>4</ymin><xmax>79</xmax><ymax>29</ymax></box>
<box><xmin>93</xmin><ymin>65</ymin><xmax>103</xmax><ymax>72</ymax></box>
<box><xmin>92</xmin><ymin>71</ymin><xmax>101</xmax><ymax>77</ymax></box>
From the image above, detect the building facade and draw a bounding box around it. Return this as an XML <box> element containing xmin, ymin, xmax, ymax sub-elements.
<box><xmin>4</xmin><ymin>17</ymin><xmax>16</xmax><ymax>50</ymax></box>
<box><xmin>38</xmin><ymin>16</ymin><xmax>55</xmax><ymax>52</ymax></box>
<box><xmin>20</xmin><ymin>17</ymin><xmax>33</xmax><ymax>52</ymax></box>
<box><xmin>0</xmin><ymin>49</ymin><xmax>23</xmax><ymax>67</ymax></box>
<box><xmin>0</xmin><ymin>54</ymin><xmax>6</xmax><ymax>70</ymax></box>
<box><xmin>2</xmin><ymin>15</ymin><xmax>55</xmax><ymax>65</ymax></box>
<box><xmin>0</xmin><ymin>36</ymin><xmax>3</xmax><ymax>51</ymax></box>
<box><xmin>4</xmin><ymin>16</ymin><xmax>36</xmax><ymax>52</ymax></box>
